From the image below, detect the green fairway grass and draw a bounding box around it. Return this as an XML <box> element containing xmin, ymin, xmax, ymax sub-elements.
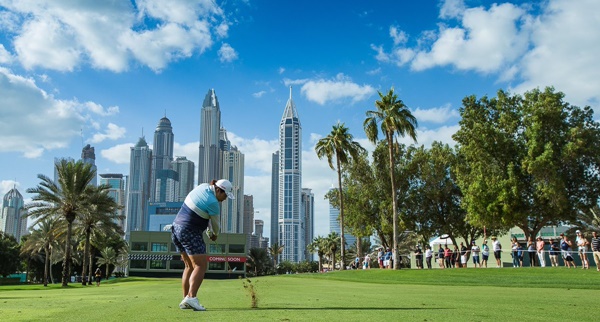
<box><xmin>1</xmin><ymin>268</ymin><xmax>597</xmax><ymax>321</ymax></box>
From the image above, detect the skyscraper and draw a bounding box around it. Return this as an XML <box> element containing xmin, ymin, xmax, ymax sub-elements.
<box><xmin>171</xmin><ymin>156</ymin><xmax>195</xmax><ymax>202</ymax></box>
<box><xmin>151</xmin><ymin>116</ymin><xmax>175</xmax><ymax>202</ymax></box>
<box><xmin>81</xmin><ymin>144</ymin><xmax>97</xmax><ymax>186</ymax></box>
<box><xmin>278</xmin><ymin>87</ymin><xmax>303</xmax><ymax>262</ymax></box>
<box><xmin>220</xmin><ymin>128</ymin><xmax>244</xmax><ymax>233</ymax></box>
<box><xmin>198</xmin><ymin>89</ymin><xmax>222</xmax><ymax>184</ymax></box>
<box><xmin>126</xmin><ymin>136</ymin><xmax>152</xmax><ymax>240</ymax></box>
<box><xmin>99</xmin><ymin>173</ymin><xmax>126</xmax><ymax>232</ymax></box>
<box><xmin>243</xmin><ymin>195</ymin><xmax>254</xmax><ymax>247</ymax></box>
<box><xmin>0</xmin><ymin>186</ymin><xmax>27</xmax><ymax>242</ymax></box>
<box><xmin>301</xmin><ymin>188</ymin><xmax>314</xmax><ymax>261</ymax></box>
<box><xmin>270</xmin><ymin>151</ymin><xmax>279</xmax><ymax>246</ymax></box>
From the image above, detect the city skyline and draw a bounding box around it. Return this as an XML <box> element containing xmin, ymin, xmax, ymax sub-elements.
<box><xmin>1</xmin><ymin>1</ymin><xmax>599</xmax><ymax>240</ymax></box>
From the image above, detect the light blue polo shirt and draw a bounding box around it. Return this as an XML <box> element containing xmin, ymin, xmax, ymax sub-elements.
<box><xmin>174</xmin><ymin>183</ymin><xmax>220</xmax><ymax>228</ymax></box>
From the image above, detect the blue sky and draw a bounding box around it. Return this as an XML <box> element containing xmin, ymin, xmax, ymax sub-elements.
<box><xmin>1</xmin><ymin>0</ymin><xmax>599</xmax><ymax>239</ymax></box>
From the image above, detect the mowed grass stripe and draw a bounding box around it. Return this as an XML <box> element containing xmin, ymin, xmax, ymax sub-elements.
<box><xmin>0</xmin><ymin>269</ymin><xmax>597</xmax><ymax>321</ymax></box>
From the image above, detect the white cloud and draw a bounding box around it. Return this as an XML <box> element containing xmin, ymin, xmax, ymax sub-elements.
<box><xmin>439</xmin><ymin>0</ymin><xmax>466</xmax><ymax>19</ymax></box>
<box><xmin>412</xmin><ymin>104</ymin><xmax>459</xmax><ymax>124</ymax></box>
<box><xmin>0</xmin><ymin>44</ymin><xmax>13</xmax><ymax>64</ymax></box>
<box><xmin>218</xmin><ymin>43</ymin><xmax>238</xmax><ymax>62</ymax></box>
<box><xmin>0</xmin><ymin>67</ymin><xmax>93</xmax><ymax>158</ymax></box>
<box><xmin>512</xmin><ymin>0</ymin><xmax>600</xmax><ymax>107</ymax></box>
<box><xmin>85</xmin><ymin>102</ymin><xmax>119</xmax><ymax>116</ymax></box>
<box><xmin>1</xmin><ymin>180</ymin><xmax>20</xmax><ymax>195</ymax></box>
<box><xmin>390</xmin><ymin>26</ymin><xmax>408</xmax><ymax>46</ymax></box>
<box><xmin>100</xmin><ymin>143</ymin><xmax>133</xmax><ymax>164</ymax></box>
<box><xmin>278</xmin><ymin>67</ymin><xmax>285</xmax><ymax>74</ymax></box>
<box><xmin>89</xmin><ymin>123</ymin><xmax>126</xmax><ymax>143</ymax></box>
<box><xmin>299</xmin><ymin>73</ymin><xmax>376</xmax><ymax>105</ymax></box>
<box><xmin>252</xmin><ymin>90</ymin><xmax>266</xmax><ymax>98</ymax></box>
<box><xmin>2</xmin><ymin>0</ymin><xmax>227</xmax><ymax>72</ymax></box>
<box><xmin>397</xmin><ymin>125</ymin><xmax>460</xmax><ymax>147</ymax></box>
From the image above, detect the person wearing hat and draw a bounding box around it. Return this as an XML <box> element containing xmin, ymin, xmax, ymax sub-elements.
<box><xmin>171</xmin><ymin>179</ymin><xmax>235</xmax><ymax>311</ymax></box>
<box><xmin>536</xmin><ymin>236</ymin><xmax>546</xmax><ymax>267</ymax></box>
<box><xmin>491</xmin><ymin>236</ymin><xmax>502</xmax><ymax>268</ymax></box>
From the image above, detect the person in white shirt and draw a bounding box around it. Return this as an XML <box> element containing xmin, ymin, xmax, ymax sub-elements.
<box><xmin>492</xmin><ymin>236</ymin><xmax>502</xmax><ymax>268</ymax></box>
<box><xmin>425</xmin><ymin>245</ymin><xmax>433</xmax><ymax>269</ymax></box>
<box><xmin>471</xmin><ymin>241</ymin><xmax>481</xmax><ymax>268</ymax></box>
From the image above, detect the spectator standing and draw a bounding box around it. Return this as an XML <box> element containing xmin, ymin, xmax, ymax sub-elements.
<box><xmin>453</xmin><ymin>245</ymin><xmax>461</xmax><ymax>269</ymax></box>
<box><xmin>444</xmin><ymin>245</ymin><xmax>453</xmax><ymax>268</ymax></box>
<box><xmin>536</xmin><ymin>237</ymin><xmax>546</xmax><ymax>267</ymax></box>
<box><xmin>437</xmin><ymin>245</ymin><xmax>445</xmax><ymax>269</ymax></box>
<box><xmin>548</xmin><ymin>238</ymin><xmax>560</xmax><ymax>267</ymax></box>
<box><xmin>511</xmin><ymin>237</ymin><xmax>519</xmax><ymax>268</ymax></box>
<box><xmin>591</xmin><ymin>231</ymin><xmax>600</xmax><ymax>272</ymax></box>
<box><xmin>576</xmin><ymin>230</ymin><xmax>589</xmax><ymax>269</ymax></box>
<box><xmin>481</xmin><ymin>240</ymin><xmax>490</xmax><ymax>268</ymax></box>
<box><xmin>561</xmin><ymin>235</ymin><xmax>576</xmax><ymax>268</ymax></box>
<box><xmin>492</xmin><ymin>236</ymin><xmax>502</xmax><ymax>268</ymax></box>
<box><xmin>425</xmin><ymin>245</ymin><xmax>433</xmax><ymax>269</ymax></box>
<box><xmin>460</xmin><ymin>242</ymin><xmax>468</xmax><ymax>268</ymax></box>
<box><xmin>363</xmin><ymin>254</ymin><xmax>370</xmax><ymax>269</ymax></box>
<box><xmin>377</xmin><ymin>248</ymin><xmax>384</xmax><ymax>268</ymax></box>
<box><xmin>415</xmin><ymin>245</ymin><xmax>423</xmax><ymax>269</ymax></box>
<box><xmin>471</xmin><ymin>241</ymin><xmax>480</xmax><ymax>268</ymax></box>
<box><xmin>517</xmin><ymin>243</ymin><xmax>524</xmax><ymax>267</ymax></box>
<box><xmin>384</xmin><ymin>248</ymin><xmax>392</xmax><ymax>269</ymax></box>
<box><xmin>527</xmin><ymin>236</ymin><xmax>536</xmax><ymax>267</ymax></box>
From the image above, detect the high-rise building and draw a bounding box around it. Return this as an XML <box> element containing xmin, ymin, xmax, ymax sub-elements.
<box><xmin>243</xmin><ymin>195</ymin><xmax>254</xmax><ymax>247</ymax></box>
<box><xmin>171</xmin><ymin>156</ymin><xmax>195</xmax><ymax>201</ymax></box>
<box><xmin>99</xmin><ymin>173</ymin><xmax>126</xmax><ymax>232</ymax></box>
<box><xmin>328</xmin><ymin>187</ymin><xmax>355</xmax><ymax>248</ymax></box>
<box><xmin>81</xmin><ymin>144</ymin><xmax>97</xmax><ymax>186</ymax></box>
<box><xmin>0</xmin><ymin>187</ymin><xmax>27</xmax><ymax>242</ymax></box>
<box><xmin>126</xmin><ymin>136</ymin><xmax>152</xmax><ymax>240</ymax></box>
<box><xmin>198</xmin><ymin>89</ymin><xmax>222</xmax><ymax>185</ymax></box>
<box><xmin>278</xmin><ymin>87</ymin><xmax>303</xmax><ymax>262</ymax></box>
<box><xmin>301</xmin><ymin>188</ymin><xmax>314</xmax><ymax>261</ymax></box>
<box><xmin>270</xmin><ymin>151</ymin><xmax>279</xmax><ymax>246</ymax></box>
<box><xmin>220</xmin><ymin>128</ymin><xmax>244</xmax><ymax>233</ymax></box>
<box><xmin>151</xmin><ymin>117</ymin><xmax>175</xmax><ymax>202</ymax></box>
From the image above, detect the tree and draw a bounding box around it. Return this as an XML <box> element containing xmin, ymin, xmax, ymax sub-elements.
<box><xmin>20</xmin><ymin>217</ymin><xmax>63</xmax><ymax>286</ymax></box>
<box><xmin>315</xmin><ymin>122</ymin><xmax>365</xmax><ymax>270</ymax></box>
<box><xmin>96</xmin><ymin>247</ymin><xmax>118</xmax><ymax>279</ymax></box>
<box><xmin>364</xmin><ymin>88</ymin><xmax>418</xmax><ymax>269</ymax></box>
<box><xmin>267</xmin><ymin>242</ymin><xmax>284</xmax><ymax>269</ymax></box>
<box><xmin>307</xmin><ymin>236</ymin><xmax>327</xmax><ymax>272</ymax></box>
<box><xmin>26</xmin><ymin>159</ymin><xmax>96</xmax><ymax>287</ymax></box>
<box><xmin>75</xmin><ymin>184</ymin><xmax>121</xmax><ymax>285</ymax></box>
<box><xmin>324</xmin><ymin>232</ymin><xmax>341</xmax><ymax>270</ymax></box>
<box><xmin>246</xmin><ymin>247</ymin><xmax>270</xmax><ymax>276</ymax></box>
<box><xmin>453</xmin><ymin>87</ymin><xmax>600</xmax><ymax>239</ymax></box>
<box><xmin>0</xmin><ymin>232</ymin><xmax>21</xmax><ymax>278</ymax></box>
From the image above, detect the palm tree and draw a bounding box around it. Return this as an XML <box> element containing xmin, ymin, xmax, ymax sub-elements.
<box><xmin>26</xmin><ymin>159</ymin><xmax>96</xmax><ymax>286</ymax></box>
<box><xmin>364</xmin><ymin>88</ymin><xmax>417</xmax><ymax>269</ymax></box>
<box><xmin>20</xmin><ymin>217</ymin><xmax>63</xmax><ymax>286</ymax></box>
<box><xmin>247</xmin><ymin>247</ymin><xmax>270</xmax><ymax>276</ymax></box>
<box><xmin>307</xmin><ymin>236</ymin><xmax>327</xmax><ymax>272</ymax></box>
<box><xmin>316</xmin><ymin>122</ymin><xmax>365</xmax><ymax>270</ymax></box>
<box><xmin>267</xmin><ymin>242</ymin><xmax>284</xmax><ymax>269</ymax></box>
<box><xmin>325</xmin><ymin>232</ymin><xmax>341</xmax><ymax>270</ymax></box>
<box><xmin>96</xmin><ymin>246</ymin><xmax>118</xmax><ymax>279</ymax></box>
<box><xmin>75</xmin><ymin>184</ymin><xmax>121</xmax><ymax>285</ymax></box>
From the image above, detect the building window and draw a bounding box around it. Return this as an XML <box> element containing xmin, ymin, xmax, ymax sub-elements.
<box><xmin>209</xmin><ymin>244</ymin><xmax>225</xmax><ymax>254</ymax></box>
<box><xmin>228</xmin><ymin>244</ymin><xmax>245</xmax><ymax>254</ymax></box>
<box><xmin>208</xmin><ymin>262</ymin><xmax>225</xmax><ymax>270</ymax></box>
<box><xmin>228</xmin><ymin>261</ymin><xmax>245</xmax><ymax>272</ymax></box>
<box><xmin>170</xmin><ymin>243</ymin><xmax>178</xmax><ymax>252</ymax></box>
<box><xmin>169</xmin><ymin>260</ymin><xmax>185</xmax><ymax>270</ymax></box>
<box><xmin>151</xmin><ymin>243</ymin><xmax>168</xmax><ymax>252</ymax></box>
<box><xmin>130</xmin><ymin>260</ymin><xmax>147</xmax><ymax>269</ymax></box>
<box><xmin>150</xmin><ymin>260</ymin><xmax>167</xmax><ymax>269</ymax></box>
<box><xmin>131</xmin><ymin>242</ymin><xmax>148</xmax><ymax>251</ymax></box>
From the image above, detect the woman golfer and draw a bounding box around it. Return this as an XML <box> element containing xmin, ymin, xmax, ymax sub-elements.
<box><xmin>171</xmin><ymin>179</ymin><xmax>234</xmax><ymax>311</ymax></box>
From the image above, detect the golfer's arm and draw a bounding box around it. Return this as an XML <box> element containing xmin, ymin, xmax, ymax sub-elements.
<box><xmin>208</xmin><ymin>215</ymin><xmax>220</xmax><ymax>237</ymax></box>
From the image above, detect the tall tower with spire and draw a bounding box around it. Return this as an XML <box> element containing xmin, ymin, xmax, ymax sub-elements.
<box><xmin>198</xmin><ymin>89</ymin><xmax>222</xmax><ymax>185</ymax></box>
<box><xmin>277</xmin><ymin>87</ymin><xmax>303</xmax><ymax>262</ymax></box>
<box><xmin>0</xmin><ymin>186</ymin><xmax>27</xmax><ymax>241</ymax></box>
<box><xmin>151</xmin><ymin>116</ymin><xmax>175</xmax><ymax>202</ymax></box>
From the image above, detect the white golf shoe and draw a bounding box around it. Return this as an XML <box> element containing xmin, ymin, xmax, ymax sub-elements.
<box><xmin>181</xmin><ymin>296</ymin><xmax>206</xmax><ymax>311</ymax></box>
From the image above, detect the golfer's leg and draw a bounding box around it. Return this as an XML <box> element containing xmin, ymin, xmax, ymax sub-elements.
<box><xmin>187</xmin><ymin>254</ymin><xmax>208</xmax><ymax>298</ymax></box>
<box><xmin>180</xmin><ymin>253</ymin><xmax>194</xmax><ymax>298</ymax></box>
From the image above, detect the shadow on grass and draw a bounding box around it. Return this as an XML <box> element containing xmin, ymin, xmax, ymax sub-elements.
<box><xmin>211</xmin><ymin>307</ymin><xmax>450</xmax><ymax>311</ymax></box>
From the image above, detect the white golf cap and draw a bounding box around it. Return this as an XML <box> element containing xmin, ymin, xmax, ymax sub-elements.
<box><xmin>216</xmin><ymin>179</ymin><xmax>235</xmax><ymax>199</ymax></box>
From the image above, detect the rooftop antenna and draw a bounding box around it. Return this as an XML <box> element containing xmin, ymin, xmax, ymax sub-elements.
<box><xmin>289</xmin><ymin>86</ymin><xmax>292</xmax><ymax>99</ymax></box>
